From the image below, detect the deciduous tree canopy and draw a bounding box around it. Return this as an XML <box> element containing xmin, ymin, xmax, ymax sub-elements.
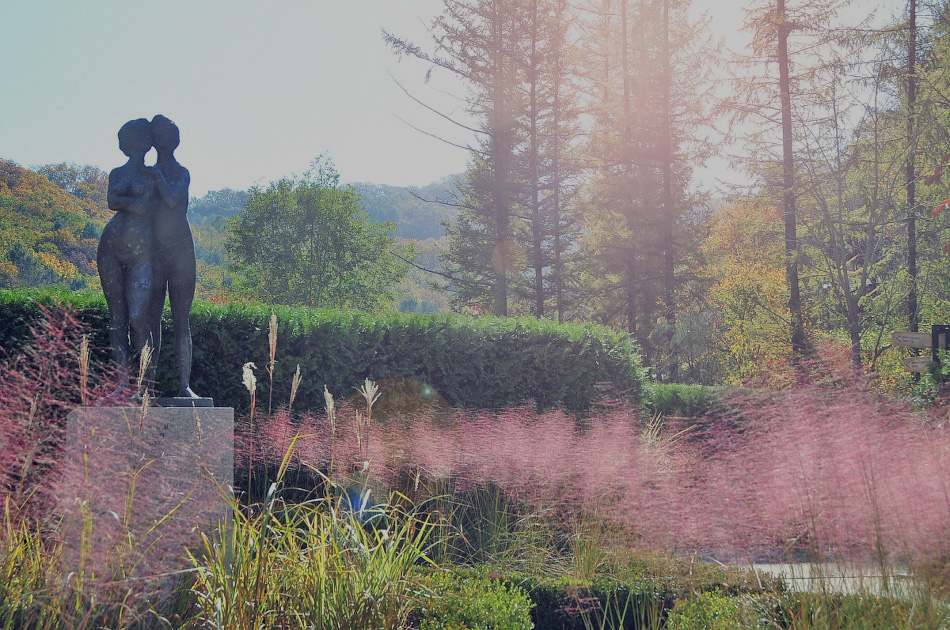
<box><xmin>225</xmin><ymin>157</ymin><xmax>412</xmax><ymax>309</ymax></box>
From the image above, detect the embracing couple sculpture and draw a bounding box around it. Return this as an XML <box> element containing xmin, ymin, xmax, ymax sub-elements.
<box><xmin>97</xmin><ymin>115</ymin><xmax>201</xmax><ymax>402</ymax></box>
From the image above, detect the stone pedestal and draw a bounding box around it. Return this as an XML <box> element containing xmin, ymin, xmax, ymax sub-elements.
<box><xmin>58</xmin><ymin>405</ymin><xmax>233</xmax><ymax>582</ymax></box>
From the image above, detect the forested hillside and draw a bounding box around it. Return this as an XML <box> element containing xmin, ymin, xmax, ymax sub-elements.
<box><xmin>0</xmin><ymin>160</ymin><xmax>106</xmax><ymax>290</ymax></box>
<box><xmin>352</xmin><ymin>176</ymin><xmax>459</xmax><ymax>240</ymax></box>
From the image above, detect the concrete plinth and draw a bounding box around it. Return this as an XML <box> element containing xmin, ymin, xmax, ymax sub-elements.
<box><xmin>58</xmin><ymin>405</ymin><xmax>233</xmax><ymax>582</ymax></box>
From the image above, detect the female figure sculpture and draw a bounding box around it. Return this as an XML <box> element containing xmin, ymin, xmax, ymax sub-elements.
<box><xmin>148</xmin><ymin>114</ymin><xmax>200</xmax><ymax>399</ymax></box>
<box><xmin>97</xmin><ymin>118</ymin><xmax>160</xmax><ymax>396</ymax></box>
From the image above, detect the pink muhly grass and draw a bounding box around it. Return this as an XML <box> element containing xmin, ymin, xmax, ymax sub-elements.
<box><xmin>0</xmin><ymin>306</ymin><xmax>222</xmax><ymax>612</ymax></box>
<box><xmin>237</xmin><ymin>400</ymin><xmax>685</xmax><ymax>544</ymax></box>
<box><xmin>0</xmin><ymin>306</ymin><xmax>117</xmax><ymax>514</ymax></box>
<box><xmin>238</xmin><ymin>363</ymin><xmax>948</xmax><ymax>571</ymax></box>
<box><xmin>679</xmin><ymin>362</ymin><xmax>950</xmax><ymax>564</ymax></box>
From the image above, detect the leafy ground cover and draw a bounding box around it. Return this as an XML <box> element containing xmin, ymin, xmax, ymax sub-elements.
<box><xmin>0</xmin><ymin>309</ymin><xmax>947</xmax><ymax>628</ymax></box>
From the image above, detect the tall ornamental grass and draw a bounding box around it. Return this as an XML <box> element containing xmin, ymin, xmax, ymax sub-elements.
<box><xmin>241</xmin><ymin>340</ymin><xmax>949</xmax><ymax>589</ymax></box>
<box><xmin>189</xmin><ymin>477</ymin><xmax>438</xmax><ymax>629</ymax></box>
<box><xmin>1</xmin><ymin>304</ymin><xmax>948</xmax><ymax>629</ymax></box>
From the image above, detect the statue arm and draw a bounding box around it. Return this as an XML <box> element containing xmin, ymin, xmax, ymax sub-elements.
<box><xmin>152</xmin><ymin>167</ymin><xmax>190</xmax><ymax>211</ymax></box>
<box><xmin>107</xmin><ymin>168</ymin><xmax>133</xmax><ymax>212</ymax></box>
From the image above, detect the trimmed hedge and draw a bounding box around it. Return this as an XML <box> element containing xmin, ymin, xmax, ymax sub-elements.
<box><xmin>0</xmin><ymin>288</ymin><xmax>645</xmax><ymax>413</ymax></box>
<box><xmin>515</xmin><ymin>574</ymin><xmax>674</xmax><ymax>630</ymax></box>
<box><xmin>475</xmin><ymin>570</ymin><xmax>771</xmax><ymax>630</ymax></box>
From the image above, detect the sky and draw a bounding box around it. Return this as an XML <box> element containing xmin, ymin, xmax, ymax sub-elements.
<box><xmin>0</xmin><ymin>0</ymin><xmax>905</xmax><ymax>198</ymax></box>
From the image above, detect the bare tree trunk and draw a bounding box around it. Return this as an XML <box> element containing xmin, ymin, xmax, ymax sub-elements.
<box><xmin>490</xmin><ymin>0</ymin><xmax>511</xmax><ymax>316</ymax></box>
<box><xmin>529</xmin><ymin>0</ymin><xmax>545</xmax><ymax>317</ymax></box>
<box><xmin>661</xmin><ymin>0</ymin><xmax>677</xmax><ymax>377</ymax></box>
<box><xmin>777</xmin><ymin>0</ymin><xmax>807</xmax><ymax>356</ymax></box>
<box><xmin>621</xmin><ymin>0</ymin><xmax>638</xmax><ymax>335</ymax></box>
<box><xmin>907</xmin><ymin>0</ymin><xmax>918</xmax><ymax>333</ymax></box>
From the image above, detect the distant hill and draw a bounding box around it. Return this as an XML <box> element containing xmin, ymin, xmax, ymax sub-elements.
<box><xmin>351</xmin><ymin>176</ymin><xmax>460</xmax><ymax>241</ymax></box>
<box><xmin>0</xmin><ymin>159</ymin><xmax>107</xmax><ymax>289</ymax></box>
<box><xmin>188</xmin><ymin>188</ymin><xmax>249</xmax><ymax>225</ymax></box>
<box><xmin>188</xmin><ymin>176</ymin><xmax>460</xmax><ymax>242</ymax></box>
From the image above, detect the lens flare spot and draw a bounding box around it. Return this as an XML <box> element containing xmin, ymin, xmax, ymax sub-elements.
<box><xmin>491</xmin><ymin>240</ymin><xmax>527</xmax><ymax>277</ymax></box>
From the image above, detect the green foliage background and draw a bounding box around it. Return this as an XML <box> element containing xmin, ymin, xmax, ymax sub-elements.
<box><xmin>0</xmin><ymin>288</ymin><xmax>644</xmax><ymax>413</ymax></box>
<box><xmin>225</xmin><ymin>157</ymin><xmax>413</xmax><ymax>309</ymax></box>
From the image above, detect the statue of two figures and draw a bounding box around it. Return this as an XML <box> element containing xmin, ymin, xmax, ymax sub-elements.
<box><xmin>97</xmin><ymin>115</ymin><xmax>205</xmax><ymax>404</ymax></box>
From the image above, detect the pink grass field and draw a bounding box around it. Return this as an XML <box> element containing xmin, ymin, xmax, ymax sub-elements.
<box><xmin>2</xmin><ymin>312</ymin><xmax>948</xmax><ymax>573</ymax></box>
<box><xmin>243</xmin><ymin>373</ymin><xmax>949</xmax><ymax>567</ymax></box>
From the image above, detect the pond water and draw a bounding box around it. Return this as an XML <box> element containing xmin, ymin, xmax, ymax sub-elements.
<box><xmin>749</xmin><ymin>563</ymin><xmax>916</xmax><ymax>595</ymax></box>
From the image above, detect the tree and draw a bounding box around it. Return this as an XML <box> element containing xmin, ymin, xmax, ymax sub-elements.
<box><xmin>387</xmin><ymin>0</ymin><xmax>529</xmax><ymax>316</ymax></box>
<box><xmin>702</xmin><ymin>202</ymin><xmax>792</xmax><ymax>383</ymax></box>
<box><xmin>188</xmin><ymin>188</ymin><xmax>249</xmax><ymax>222</ymax></box>
<box><xmin>735</xmin><ymin>0</ymin><xmax>848</xmax><ymax>359</ymax></box>
<box><xmin>907</xmin><ymin>0</ymin><xmax>921</xmax><ymax>334</ymax></box>
<box><xmin>575</xmin><ymin>0</ymin><xmax>715</xmax><ymax>377</ymax></box>
<box><xmin>35</xmin><ymin>163</ymin><xmax>108</xmax><ymax>207</ymax></box>
<box><xmin>6</xmin><ymin>242</ymin><xmax>60</xmax><ymax>288</ymax></box>
<box><xmin>225</xmin><ymin>158</ymin><xmax>412</xmax><ymax>309</ymax></box>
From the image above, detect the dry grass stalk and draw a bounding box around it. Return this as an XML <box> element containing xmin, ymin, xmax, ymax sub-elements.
<box><xmin>78</xmin><ymin>334</ymin><xmax>89</xmax><ymax>406</ymax></box>
<box><xmin>243</xmin><ymin>362</ymin><xmax>257</xmax><ymax>425</ymax></box>
<box><xmin>325</xmin><ymin>385</ymin><xmax>336</xmax><ymax>474</ymax></box>
<box><xmin>289</xmin><ymin>364</ymin><xmax>302</xmax><ymax>412</ymax></box>
<box><xmin>356</xmin><ymin>379</ymin><xmax>380</xmax><ymax>466</ymax></box>
<box><xmin>267</xmin><ymin>312</ymin><xmax>277</xmax><ymax>415</ymax></box>
<box><xmin>324</xmin><ymin>385</ymin><xmax>336</xmax><ymax>436</ymax></box>
<box><xmin>138</xmin><ymin>388</ymin><xmax>150</xmax><ymax>433</ymax></box>
<box><xmin>135</xmin><ymin>341</ymin><xmax>153</xmax><ymax>397</ymax></box>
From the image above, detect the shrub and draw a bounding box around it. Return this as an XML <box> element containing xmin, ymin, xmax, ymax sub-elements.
<box><xmin>500</xmin><ymin>573</ymin><xmax>674</xmax><ymax>630</ymax></box>
<box><xmin>666</xmin><ymin>590</ymin><xmax>751</xmax><ymax>630</ymax></box>
<box><xmin>414</xmin><ymin>571</ymin><xmax>534</xmax><ymax>630</ymax></box>
<box><xmin>0</xmin><ymin>287</ymin><xmax>645</xmax><ymax>412</ymax></box>
<box><xmin>643</xmin><ymin>383</ymin><xmax>724</xmax><ymax>416</ymax></box>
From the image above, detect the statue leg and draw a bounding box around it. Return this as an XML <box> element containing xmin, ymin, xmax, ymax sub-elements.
<box><xmin>98</xmin><ymin>250</ymin><xmax>131</xmax><ymax>395</ymax></box>
<box><xmin>127</xmin><ymin>260</ymin><xmax>157</xmax><ymax>394</ymax></box>
<box><xmin>168</xmin><ymin>256</ymin><xmax>197</xmax><ymax>398</ymax></box>
<box><xmin>147</xmin><ymin>270</ymin><xmax>168</xmax><ymax>391</ymax></box>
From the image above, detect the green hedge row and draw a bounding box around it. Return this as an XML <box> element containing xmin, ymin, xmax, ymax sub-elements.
<box><xmin>0</xmin><ymin>288</ymin><xmax>645</xmax><ymax>413</ymax></box>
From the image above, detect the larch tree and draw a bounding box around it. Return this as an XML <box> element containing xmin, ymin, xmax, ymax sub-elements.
<box><xmin>387</xmin><ymin>0</ymin><xmax>528</xmax><ymax>316</ymax></box>
<box><xmin>576</xmin><ymin>0</ymin><xmax>715</xmax><ymax>376</ymax></box>
<box><xmin>734</xmin><ymin>0</ymin><xmax>847</xmax><ymax>359</ymax></box>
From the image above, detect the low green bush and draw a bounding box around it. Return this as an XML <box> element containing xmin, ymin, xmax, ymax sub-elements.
<box><xmin>414</xmin><ymin>571</ymin><xmax>534</xmax><ymax>630</ymax></box>
<box><xmin>495</xmin><ymin>572</ymin><xmax>674</xmax><ymax>630</ymax></box>
<box><xmin>643</xmin><ymin>383</ymin><xmax>724</xmax><ymax>417</ymax></box>
<box><xmin>0</xmin><ymin>287</ymin><xmax>645</xmax><ymax>413</ymax></box>
<box><xmin>666</xmin><ymin>590</ymin><xmax>751</xmax><ymax>630</ymax></box>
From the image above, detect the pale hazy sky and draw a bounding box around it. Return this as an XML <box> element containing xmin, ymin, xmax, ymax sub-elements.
<box><xmin>0</xmin><ymin>0</ymin><xmax>902</xmax><ymax>197</ymax></box>
<box><xmin>0</xmin><ymin>1</ymin><xmax>467</xmax><ymax>196</ymax></box>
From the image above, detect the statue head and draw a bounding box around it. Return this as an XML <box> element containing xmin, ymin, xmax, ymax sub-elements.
<box><xmin>151</xmin><ymin>114</ymin><xmax>180</xmax><ymax>152</ymax></box>
<box><xmin>117</xmin><ymin>118</ymin><xmax>152</xmax><ymax>158</ymax></box>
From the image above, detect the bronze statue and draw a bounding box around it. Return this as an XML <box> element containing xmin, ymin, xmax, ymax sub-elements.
<box><xmin>148</xmin><ymin>115</ymin><xmax>200</xmax><ymax>399</ymax></box>
<box><xmin>98</xmin><ymin>118</ymin><xmax>160</xmax><ymax>399</ymax></box>
<box><xmin>97</xmin><ymin>116</ymin><xmax>203</xmax><ymax>402</ymax></box>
